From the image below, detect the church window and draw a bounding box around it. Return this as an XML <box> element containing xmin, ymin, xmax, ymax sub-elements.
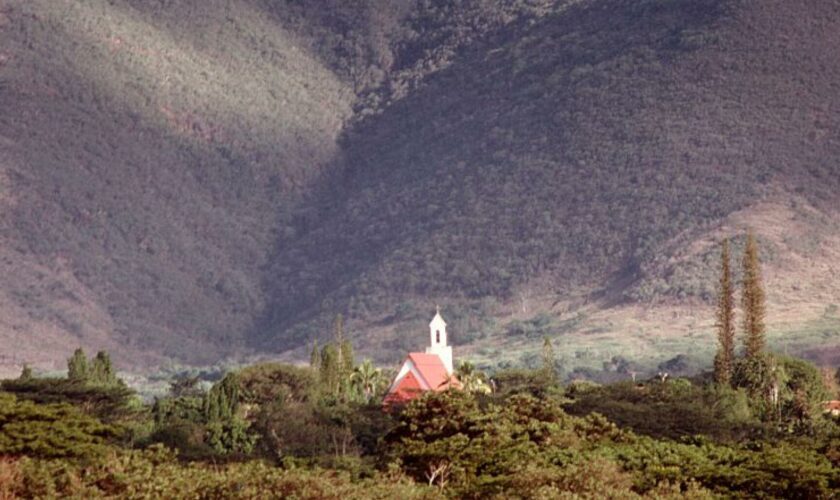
<box><xmin>436</xmin><ymin>330</ymin><xmax>440</xmax><ymax>343</ymax></box>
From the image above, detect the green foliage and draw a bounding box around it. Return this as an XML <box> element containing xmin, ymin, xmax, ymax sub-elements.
<box><xmin>312</xmin><ymin>316</ymin><xmax>358</xmax><ymax>400</ymax></box>
<box><xmin>387</xmin><ymin>390</ymin><xmax>631</xmax><ymax>494</ymax></box>
<box><xmin>238</xmin><ymin>363</ymin><xmax>318</xmax><ymax>406</ymax></box>
<box><xmin>204</xmin><ymin>372</ymin><xmax>240</xmax><ymax>422</ymax></box>
<box><xmin>541</xmin><ymin>335</ymin><xmax>559</xmax><ymax>384</ymax></box>
<box><xmin>350</xmin><ymin>360</ymin><xmax>387</xmax><ymax>403</ymax></box>
<box><xmin>3</xmin><ymin>446</ymin><xmax>441</xmax><ymax>499</ymax></box>
<box><xmin>254</xmin><ymin>398</ymin><xmax>333</xmax><ymax>459</ymax></box>
<box><xmin>152</xmin><ymin>396</ymin><xmax>204</xmax><ymax>428</ymax></box>
<box><xmin>193</xmin><ymin>361</ymin><xmax>391</xmax><ymax>462</ymax></box>
<box><xmin>775</xmin><ymin>355</ymin><xmax>831</xmax><ymax>429</ymax></box>
<box><xmin>194</xmin><ymin>372</ymin><xmax>261</xmax><ymax>456</ymax></box>
<box><xmin>714</xmin><ymin>239</ymin><xmax>736</xmax><ymax>386</ymax></box>
<box><xmin>310</xmin><ymin>339</ymin><xmax>322</xmax><ymax>371</ymax></box>
<box><xmin>18</xmin><ymin>365</ymin><xmax>33</xmax><ymax>382</ymax></box>
<box><xmin>148</xmin><ymin>403</ymin><xmax>197</xmax><ymax>454</ymax></box>
<box><xmin>205</xmin><ymin>418</ymin><xmax>258</xmax><ymax>456</ymax></box>
<box><xmin>565</xmin><ymin>379</ymin><xmax>603</xmax><ymax>397</ymax></box>
<box><xmin>387</xmin><ymin>385</ymin><xmax>838</xmax><ymax>497</ymax></box>
<box><xmin>741</xmin><ymin>233</ymin><xmax>767</xmax><ymax>359</ymax></box>
<box><xmin>0</xmin><ymin>378</ymin><xmax>136</xmax><ymax>423</ymax></box>
<box><xmin>167</xmin><ymin>375</ymin><xmax>204</xmax><ymax>398</ymax></box>
<box><xmin>320</xmin><ymin>343</ymin><xmax>341</xmax><ymax>395</ymax></box>
<box><xmin>491</xmin><ymin>367</ymin><xmax>562</xmax><ymax>400</ymax></box>
<box><xmin>385</xmin><ymin>390</ymin><xmax>690</xmax><ymax>497</ymax></box>
<box><xmin>0</xmin><ymin>392</ymin><xmax>118</xmax><ymax>459</ymax></box>
<box><xmin>4</xmin><ymin>355</ymin><xmax>839</xmax><ymax>498</ymax></box>
<box><xmin>384</xmin><ymin>390</ymin><xmax>484</xmax><ymax>488</ymax></box>
<box><xmin>455</xmin><ymin>361</ymin><xmax>491</xmax><ymax>395</ymax></box>
<box><xmin>150</xmin><ymin>367</ymin><xmax>274</xmax><ymax>458</ymax></box>
<box><xmin>66</xmin><ymin>348</ymin><xmax>88</xmax><ymax>383</ymax></box>
<box><xmin>64</xmin><ymin>348</ymin><xmax>122</xmax><ymax>388</ymax></box>
<box><xmin>612</xmin><ymin>436</ymin><xmax>839</xmax><ymax>499</ymax></box>
<box><xmin>338</xmin><ymin>341</ymin><xmax>356</xmax><ymax>398</ymax></box>
<box><xmin>89</xmin><ymin>351</ymin><xmax>119</xmax><ymax>386</ymax></box>
<box><xmin>731</xmin><ymin>353</ymin><xmax>784</xmax><ymax>421</ymax></box>
<box><xmin>565</xmin><ymin>379</ymin><xmax>759</xmax><ymax>442</ymax></box>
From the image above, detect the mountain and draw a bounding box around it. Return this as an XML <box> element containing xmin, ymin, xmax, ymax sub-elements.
<box><xmin>1</xmin><ymin>0</ymin><xmax>839</xmax><ymax>376</ymax></box>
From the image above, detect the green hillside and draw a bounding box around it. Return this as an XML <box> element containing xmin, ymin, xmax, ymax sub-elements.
<box><xmin>258</xmin><ymin>0</ymin><xmax>840</xmax><ymax>364</ymax></box>
<box><xmin>0</xmin><ymin>0</ymin><xmax>364</xmax><ymax>367</ymax></box>
<box><xmin>1</xmin><ymin>0</ymin><xmax>839</xmax><ymax>374</ymax></box>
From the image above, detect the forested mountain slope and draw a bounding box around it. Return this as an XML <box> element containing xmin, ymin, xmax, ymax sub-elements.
<box><xmin>0</xmin><ymin>0</ymin><xmax>370</xmax><ymax>369</ymax></box>
<box><xmin>1</xmin><ymin>0</ymin><xmax>839</xmax><ymax>374</ymax></box>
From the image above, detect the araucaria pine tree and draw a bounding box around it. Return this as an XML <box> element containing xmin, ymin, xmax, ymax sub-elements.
<box><xmin>205</xmin><ymin>372</ymin><xmax>240</xmax><ymax>422</ymax></box>
<box><xmin>90</xmin><ymin>351</ymin><xmax>118</xmax><ymax>386</ymax></box>
<box><xmin>332</xmin><ymin>314</ymin><xmax>355</xmax><ymax>397</ymax></box>
<box><xmin>333</xmin><ymin>314</ymin><xmax>347</xmax><ymax>373</ymax></box>
<box><xmin>310</xmin><ymin>339</ymin><xmax>321</xmax><ymax>371</ymax></box>
<box><xmin>740</xmin><ymin>233</ymin><xmax>766</xmax><ymax>359</ymax></box>
<box><xmin>714</xmin><ymin>239</ymin><xmax>736</xmax><ymax>385</ymax></box>
<box><xmin>67</xmin><ymin>348</ymin><xmax>89</xmax><ymax>382</ymax></box>
<box><xmin>541</xmin><ymin>336</ymin><xmax>557</xmax><ymax>384</ymax></box>
<box><xmin>320</xmin><ymin>343</ymin><xmax>339</xmax><ymax>394</ymax></box>
<box><xmin>315</xmin><ymin>314</ymin><xmax>357</xmax><ymax>398</ymax></box>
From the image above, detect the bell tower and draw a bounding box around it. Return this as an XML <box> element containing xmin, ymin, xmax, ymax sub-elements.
<box><xmin>425</xmin><ymin>306</ymin><xmax>453</xmax><ymax>374</ymax></box>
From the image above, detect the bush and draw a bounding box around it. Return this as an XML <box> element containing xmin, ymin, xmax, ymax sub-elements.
<box><xmin>0</xmin><ymin>392</ymin><xmax>119</xmax><ymax>459</ymax></box>
<box><xmin>565</xmin><ymin>380</ymin><xmax>760</xmax><ymax>441</ymax></box>
<box><xmin>5</xmin><ymin>446</ymin><xmax>441</xmax><ymax>499</ymax></box>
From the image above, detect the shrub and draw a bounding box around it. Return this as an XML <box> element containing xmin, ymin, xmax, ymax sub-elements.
<box><xmin>5</xmin><ymin>446</ymin><xmax>441</xmax><ymax>499</ymax></box>
<box><xmin>0</xmin><ymin>392</ymin><xmax>118</xmax><ymax>459</ymax></box>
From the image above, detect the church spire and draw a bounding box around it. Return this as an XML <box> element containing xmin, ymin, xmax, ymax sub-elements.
<box><xmin>427</xmin><ymin>307</ymin><xmax>453</xmax><ymax>373</ymax></box>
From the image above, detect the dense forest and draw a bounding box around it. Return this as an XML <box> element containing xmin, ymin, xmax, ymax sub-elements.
<box><xmin>1</xmin><ymin>0</ymin><xmax>839</xmax><ymax>374</ymax></box>
<box><xmin>6</xmin><ymin>235</ymin><xmax>839</xmax><ymax>498</ymax></box>
<box><xmin>2</xmin><ymin>0</ymin><xmax>840</xmax><ymax>492</ymax></box>
<box><xmin>2</xmin><ymin>2</ymin><xmax>840</xmax><ymax>494</ymax></box>
<box><xmin>1</xmin><ymin>334</ymin><xmax>838</xmax><ymax>498</ymax></box>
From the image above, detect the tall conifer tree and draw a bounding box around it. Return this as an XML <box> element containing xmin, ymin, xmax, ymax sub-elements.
<box><xmin>310</xmin><ymin>339</ymin><xmax>321</xmax><ymax>371</ymax></box>
<box><xmin>315</xmin><ymin>314</ymin><xmax>357</xmax><ymax>397</ymax></box>
<box><xmin>714</xmin><ymin>239</ymin><xmax>736</xmax><ymax>385</ymax></box>
<box><xmin>333</xmin><ymin>314</ymin><xmax>345</xmax><ymax>372</ymax></box>
<box><xmin>320</xmin><ymin>343</ymin><xmax>339</xmax><ymax>394</ymax></box>
<box><xmin>205</xmin><ymin>372</ymin><xmax>240</xmax><ymax>421</ymax></box>
<box><xmin>541</xmin><ymin>336</ymin><xmax>557</xmax><ymax>383</ymax></box>
<box><xmin>340</xmin><ymin>340</ymin><xmax>355</xmax><ymax>380</ymax></box>
<box><xmin>741</xmin><ymin>233</ymin><xmax>766</xmax><ymax>359</ymax></box>
<box><xmin>90</xmin><ymin>351</ymin><xmax>117</xmax><ymax>386</ymax></box>
<box><xmin>18</xmin><ymin>364</ymin><xmax>33</xmax><ymax>381</ymax></box>
<box><xmin>67</xmin><ymin>348</ymin><xmax>88</xmax><ymax>383</ymax></box>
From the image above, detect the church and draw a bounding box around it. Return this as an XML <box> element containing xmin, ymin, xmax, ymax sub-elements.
<box><xmin>383</xmin><ymin>308</ymin><xmax>460</xmax><ymax>406</ymax></box>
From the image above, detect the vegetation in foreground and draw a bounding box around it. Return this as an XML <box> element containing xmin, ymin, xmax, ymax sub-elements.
<box><xmin>1</xmin><ymin>348</ymin><xmax>838</xmax><ymax>498</ymax></box>
<box><xmin>2</xmin><ymin>237</ymin><xmax>839</xmax><ymax>498</ymax></box>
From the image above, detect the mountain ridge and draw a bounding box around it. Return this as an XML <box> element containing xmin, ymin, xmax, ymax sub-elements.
<box><xmin>1</xmin><ymin>0</ymin><xmax>839</xmax><ymax>376</ymax></box>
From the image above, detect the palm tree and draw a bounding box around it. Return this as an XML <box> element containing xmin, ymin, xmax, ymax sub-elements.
<box><xmin>351</xmin><ymin>359</ymin><xmax>385</xmax><ymax>403</ymax></box>
<box><xmin>455</xmin><ymin>361</ymin><xmax>491</xmax><ymax>395</ymax></box>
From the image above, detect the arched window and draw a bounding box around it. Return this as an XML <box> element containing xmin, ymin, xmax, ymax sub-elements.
<box><xmin>436</xmin><ymin>330</ymin><xmax>440</xmax><ymax>343</ymax></box>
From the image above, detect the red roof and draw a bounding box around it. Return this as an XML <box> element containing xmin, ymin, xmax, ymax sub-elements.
<box><xmin>825</xmin><ymin>400</ymin><xmax>840</xmax><ymax>411</ymax></box>
<box><xmin>383</xmin><ymin>371</ymin><xmax>424</xmax><ymax>406</ymax></box>
<box><xmin>407</xmin><ymin>353</ymin><xmax>456</xmax><ymax>391</ymax></box>
<box><xmin>383</xmin><ymin>353</ymin><xmax>460</xmax><ymax>407</ymax></box>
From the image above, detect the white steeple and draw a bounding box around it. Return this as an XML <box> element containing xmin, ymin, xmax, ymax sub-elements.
<box><xmin>425</xmin><ymin>306</ymin><xmax>453</xmax><ymax>374</ymax></box>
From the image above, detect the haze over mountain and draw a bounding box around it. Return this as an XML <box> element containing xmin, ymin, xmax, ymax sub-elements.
<box><xmin>1</xmin><ymin>0</ymin><xmax>839</xmax><ymax>375</ymax></box>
